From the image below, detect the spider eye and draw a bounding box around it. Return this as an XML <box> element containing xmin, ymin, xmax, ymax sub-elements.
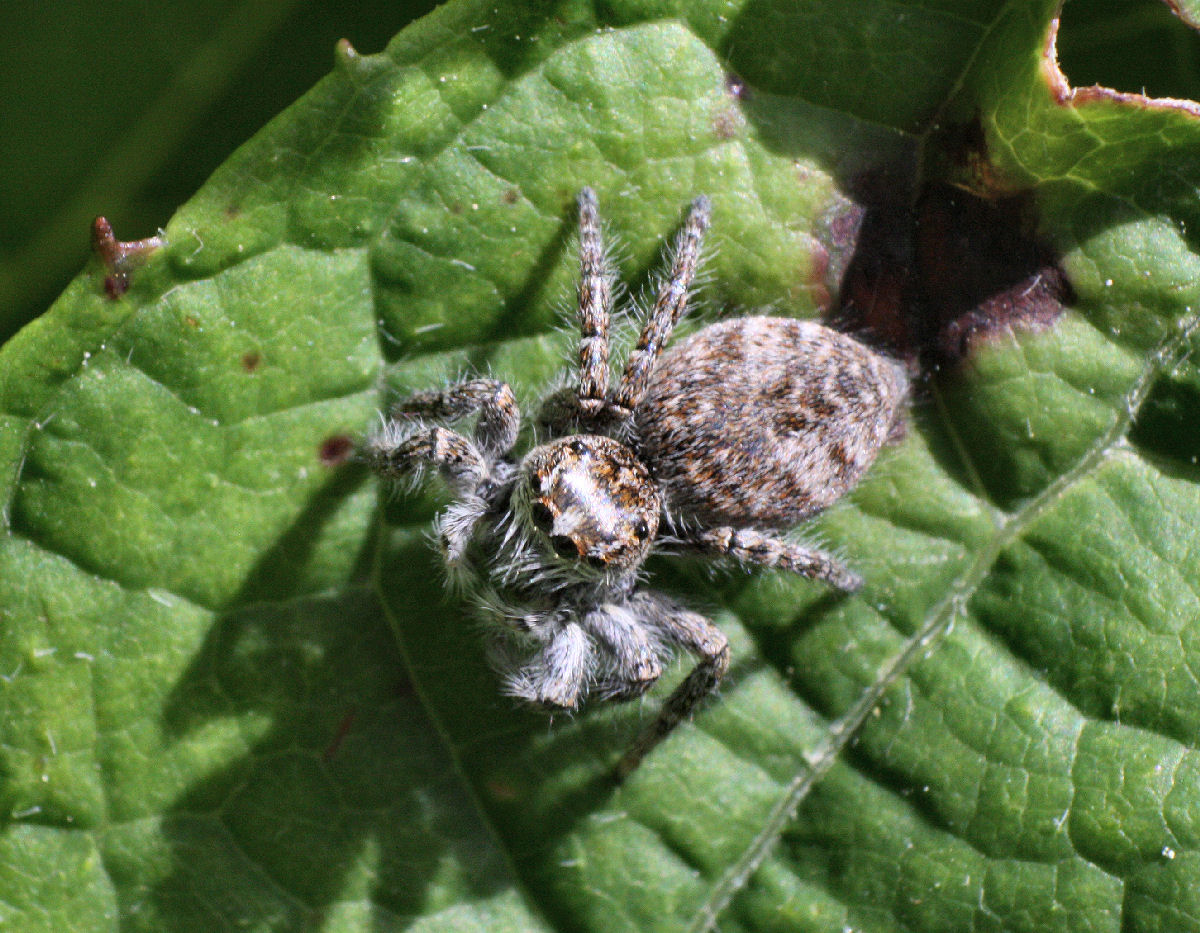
<box><xmin>584</xmin><ymin>553</ymin><xmax>609</xmax><ymax>571</ymax></box>
<box><xmin>633</xmin><ymin>519</ymin><xmax>650</xmax><ymax>541</ymax></box>
<box><xmin>530</xmin><ymin>502</ymin><xmax>554</xmax><ymax>530</ymax></box>
<box><xmin>549</xmin><ymin>534</ymin><xmax>578</xmax><ymax>560</ymax></box>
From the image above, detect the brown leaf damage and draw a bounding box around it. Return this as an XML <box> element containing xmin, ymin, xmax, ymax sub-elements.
<box><xmin>91</xmin><ymin>217</ymin><xmax>165</xmax><ymax>300</ymax></box>
<box><xmin>832</xmin><ymin>173</ymin><xmax>1072</xmax><ymax>371</ymax></box>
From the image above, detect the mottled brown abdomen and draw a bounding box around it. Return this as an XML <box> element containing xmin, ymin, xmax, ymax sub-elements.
<box><xmin>633</xmin><ymin>316</ymin><xmax>908</xmax><ymax>528</ymax></box>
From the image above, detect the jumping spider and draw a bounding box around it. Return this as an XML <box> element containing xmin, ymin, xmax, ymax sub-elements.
<box><xmin>367</xmin><ymin>188</ymin><xmax>908</xmax><ymax>777</ymax></box>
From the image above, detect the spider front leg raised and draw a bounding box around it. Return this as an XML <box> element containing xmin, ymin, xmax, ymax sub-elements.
<box><xmin>575</xmin><ymin>187</ymin><xmax>613</xmax><ymax>421</ymax></box>
<box><xmin>610</xmin><ymin>195</ymin><xmax>711</xmax><ymax>422</ymax></box>
<box><xmin>538</xmin><ymin>190</ymin><xmax>712</xmax><ymax>436</ymax></box>
<box><xmin>535</xmin><ymin>188</ymin><xmax>615</xmax><ymax>437</ymax></box>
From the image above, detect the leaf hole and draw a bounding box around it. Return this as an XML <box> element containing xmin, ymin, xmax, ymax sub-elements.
<box><xmin>1056</xmin><ymin>0</ymin><xmax>1200</xmax><ymax>102</ymax></box>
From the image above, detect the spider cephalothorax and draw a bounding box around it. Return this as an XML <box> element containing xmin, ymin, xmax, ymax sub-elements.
<box><xmin>517</xmin><ymin>435</ymin><xmax>660</xmax><ymax>572</ymax></box>
<box><xmin>366</xmin><ymin>188</ymin><xmax>908</xmax><ymax>777</ymax></box>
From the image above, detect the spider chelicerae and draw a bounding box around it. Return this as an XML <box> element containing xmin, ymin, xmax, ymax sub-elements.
<box><xmin>366</xmin><ymin>188</ymin><xmax>909</xmax><ymax>777</ymax></box>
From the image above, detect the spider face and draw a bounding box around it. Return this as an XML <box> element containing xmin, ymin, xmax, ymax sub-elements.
<box><xmin>518</xmin><ymin>435</ymin><xmax>660</xmax><ymax>573</ymax></box>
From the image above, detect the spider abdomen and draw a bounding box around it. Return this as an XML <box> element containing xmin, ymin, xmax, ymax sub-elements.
<box><xmin>633</xmin><ymin>316</ymin><xmax>908</xmax><ymax>528</ymax></box>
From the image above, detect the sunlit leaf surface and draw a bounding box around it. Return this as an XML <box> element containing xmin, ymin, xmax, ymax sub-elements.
<box><xmin>4</xmin><ymin>1</ymin><xmax>1200</xmax><ymax>930</ymax></box>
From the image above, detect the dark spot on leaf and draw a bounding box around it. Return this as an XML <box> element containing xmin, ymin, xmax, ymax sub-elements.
<box><xmin>184</xmin><ymin>315</ymin><xmax>200</xmax><ymax>328</ymax></box>
<box><xmin>241</xmin><ymin>351</ymin><xmax>262</xmax><ymax>372</ymax></box>
<box><xmin>319</xmin><ymin>434</ymin><xmax>354</xmax><ymax>466</ymax></box>
<box><xmin>449</xmin><ymin>201</ymin><xmax>464</xmax><ymax>215</ymax></box>
<box><xmin>502</xmin><ymin>187</ymin><xmax>520</xmax><ymax>204</ymax></box>
<box><xmin>711</xmin><ymin>105</ymin><xmax>744</xmax><ymax>140</ymax></box>
<box><xmin>322</xmin><ymin>708</ymin><xmax>357</xmax><ymax>762</ymax></box>
<box><xmin>725</xmin><ymin>72</ymin><xmax>750</xmax><ymax>100</ymax></box>
<box><xmin>103</xmin><ymin>274</ymin><xmax>130</xmax><ymax>300</ymax></box>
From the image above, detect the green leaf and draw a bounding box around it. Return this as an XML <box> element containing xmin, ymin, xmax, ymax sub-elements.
<box><xmin>4</xmin><ymin>0</ymin><xmax>1200</xmax><ymax>930</ymax></box>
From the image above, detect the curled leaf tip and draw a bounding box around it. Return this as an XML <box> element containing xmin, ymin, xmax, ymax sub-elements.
<box><xmin>90</xmin><ymin>217</ymin><xmax>165</xmax><ymax>270</ymax></box>
<box><xmin>335</xmin><ymin>38</ymin><xmax>360</xmax><ymax>67</ymax></box>
<box><xmin>90</xmin><ymin>216</ymin><xmax>166</xmax><ymax>299</ymax></box>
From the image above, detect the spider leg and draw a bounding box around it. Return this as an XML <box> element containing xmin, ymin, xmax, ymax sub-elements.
<box><xmin>364</xmin><ymin>421</ymin><xmax>492</xmax><ymax>560</ymax></box>
<box><xmin>585</xmin><ymin>603</ymin><xmax>663</xmax><ymax>701</ymax></box>
<box><xmin>435</xmin><ymin>497</ymin><xmax>490</xmax><ymax>566</ymax></box>
<box><xmin>365</xmin><ymin>422</ymin><xmax>488</xmax><ymax>492</ymax></box>
<box><xmin>610</xmin><ymin>195</ymin><xmax>710</xmax><ymax>422</ymax></box>
<box><xmin>576</xmin><ymin>187</ymin><xmax>613</xmax><ymax>421</ymax></box>
<box><xmin>391</xmin><ymin>378</ymin><xmax>520</xmax><ymax>458</ymax></box>
<box><xmin>534</xmin><ymin>189</ymin><xmax>616</xmax><ymax>437</ymax></box>
<box><xmin>504</xmin><ymin>620</ymin><xmax>593</xmax><ymax>710</ymax></box>
<box><xmin>614</xmin><ymin>591</ymin><xmax>729</xmax><ymax>780</ymax></box>
<box><xmin>684</xmin><ymin>526</ymin><xmax>863</xmax><ymax>593</ymax></box>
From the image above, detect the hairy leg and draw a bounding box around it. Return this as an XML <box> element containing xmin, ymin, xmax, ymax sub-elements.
<box><xmin>684</xmin><ymin>526</ymin><xmax>863</xmax><ymax>592</ymax></box>
<box><xmin>391</xmin><ymin>378</ymin><xmax>520</xmax><ymax>458</ymax></box>
<box><xmin>365</xmin><ymin>422</ymin><xmax>489</xmax><ymax>494</ymax></box>
<box><xmin>364</xmin><ymin>421</ymin><xmax>493</xmax><ymax>561</ymax></box>
<box><xmin>610</xmin><ymin>195</ymin><xmax>711</xmax><ymax>421</ymax></box>
<box><xmin>576</xmin><ymin>187</ymin><xmax>613</xmax><ymax>420</ymax></box>
<box><xmin>585</xmin><ymin>602</ymin><xmax>663</xmax><ymax>701</ymax></box>
<box><xmin>503</xmin><ymin>620</ymin><xmax>593</xmax><ymax>710</ymax></box>
<box><xmin>435</xmin><ymin>496</ymin><xmax>490</xmax><ymax>565</ymax></box>
<box><xmin>614</xmin><ymin>590</ymin><xmax>729</xmax><ymax>780</ymax></box>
